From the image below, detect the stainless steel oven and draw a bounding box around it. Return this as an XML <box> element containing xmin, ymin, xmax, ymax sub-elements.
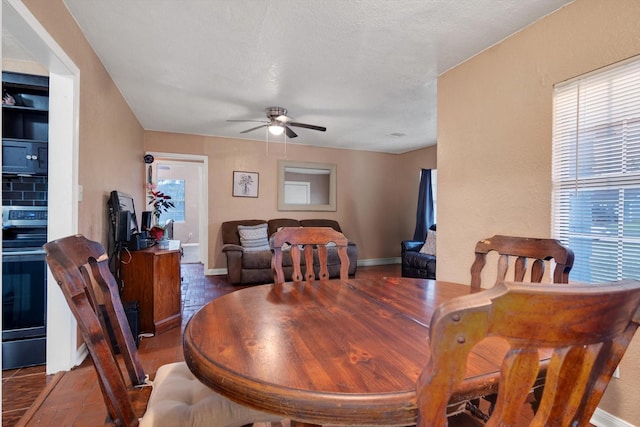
<box><xmin>2</xmin><ymin>206</ymin><xmax>47</xmax><ymax>370</ymax></box>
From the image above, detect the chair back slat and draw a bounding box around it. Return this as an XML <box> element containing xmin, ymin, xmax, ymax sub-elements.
<box><xmin>271</xmin><ymin>227</ymin><xmax>349</xmax><ymax>284</ymax></box>
<box><xmin>417</xmin><ymin>280</ymin><xmax>640</xmax><ymax>427</ymax></box>
<box><xmin>470</xmin><ymin>235</ymin><xmax>574</xmax><ymax>291</ymax></box>
<box><xmin>44</xmin><ymin>234</ymin><xmax>146</xmax><ymax>427</ymax></box>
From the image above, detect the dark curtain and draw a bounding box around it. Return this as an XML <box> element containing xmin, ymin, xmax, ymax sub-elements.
<box><xmin>412</xmin><ymin>169</ymin><xmax>434</xmax><ymax>241</ymax></box>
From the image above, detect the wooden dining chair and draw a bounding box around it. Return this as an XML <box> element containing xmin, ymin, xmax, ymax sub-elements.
<box><xmin>417</xmin><ymin>280</ymin><xmax>640</xmax><ymax>427</ymax></box>
<box><xmin>470</xmin><ymin>235</ymin><xmax>574</xmax><ymax>291</ymax></box>
<box><xmin>467</xmin><ymin>235</ymin><xmax>576</xmax><ymax>420</ymax></box>
<box><xmin>271</xmin><ymin>226</ymin><xmax>349</xmax><ymax>284</ymax></box>
<box><xmin>44</xmin><ymin>234</ymin><xmax>281</xmax><ymax>427</ymax></box>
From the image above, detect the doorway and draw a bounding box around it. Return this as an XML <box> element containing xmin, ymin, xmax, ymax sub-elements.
<box><xmin>147</xmin><ymin>152</ymin><xmax>208</xmax><ymax>267</ymax></box>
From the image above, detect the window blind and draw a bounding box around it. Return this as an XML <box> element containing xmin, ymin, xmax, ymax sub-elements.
<box><xmin>552</xmin><ymin>56</ymin><xmax>640</xmax><ymax>283</ymax></box>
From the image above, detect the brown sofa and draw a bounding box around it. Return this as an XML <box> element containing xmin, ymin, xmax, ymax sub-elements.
<box><xmin>221</xmin><ymin>218</ymin><xmax>358</xmax><ymax>285</ymax></box>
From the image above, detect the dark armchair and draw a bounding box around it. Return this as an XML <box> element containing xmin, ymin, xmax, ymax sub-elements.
<box><xmin>401</xmin><ymin>225</ymin><xmax>436</xmax><ymax>280</ymax></box>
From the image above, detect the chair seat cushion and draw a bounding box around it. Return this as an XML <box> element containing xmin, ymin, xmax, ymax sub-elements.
<box><xmin>139</xmin><ymin>362</ymin><xmax>280</xmax><ymax>427</ymax></box>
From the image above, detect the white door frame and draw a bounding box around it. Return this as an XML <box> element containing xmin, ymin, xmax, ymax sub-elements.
<box><xmin>2</xmin><ymin>0</ymin><xmax>81</xmax><ymax>374</ymax></box>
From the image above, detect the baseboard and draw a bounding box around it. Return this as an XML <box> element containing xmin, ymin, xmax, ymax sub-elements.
<box><xmin>357</xmin><ymin>257</ymin><xmax>401</xmax><ymax>266</ymax></box>
<box><xmin>591</xmin><ymin>408</ymin><xmax>636</xmax><ymax>427</ymax></box>
<box><xmin>207</xmin><ymin>258</ymin><xmax>400</xmax><ymax>276</ymax></box>
<box><xmin>75</xmin><ymin>343</ymin><xmax>89</xmax><ymax>367</ymax></box>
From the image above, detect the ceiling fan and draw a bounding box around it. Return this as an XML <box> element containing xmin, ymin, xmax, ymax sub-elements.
<box><xmin>228</xmin><ymin>107</ymin><xmax>326</xmax><ymax>139</ymax></box>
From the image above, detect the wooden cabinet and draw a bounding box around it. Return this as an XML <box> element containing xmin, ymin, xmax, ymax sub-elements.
<box><xmin>2</xmin><ymin>72</ymin><xmax>49</xmax><ymax>176</ymax></box>
<box><xmin>120</xmin><ymin>246</ymin><xmax>181</xmax><ymax>335</ymax></box>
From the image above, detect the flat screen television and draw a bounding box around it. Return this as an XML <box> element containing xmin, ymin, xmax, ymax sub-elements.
<box><xmin>108</xmin><ymin>191</ymin><xmax>139</xmax><ymax>243</ymax></box>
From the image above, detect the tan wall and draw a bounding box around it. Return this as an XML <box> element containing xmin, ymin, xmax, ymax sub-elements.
<box><xmin>438</xmin><ymin>0</ymin><xmax>640</xmax><ymax>423</ymax></box>
<box><xmin>145</xmin><ymin>131</ymin><xmax>437</xmax><ymax>268</ymax></box>
<box><xmin>23</xmin><ymin>0</ymin><xmax>145</xmax><ymax>246</ymax></box>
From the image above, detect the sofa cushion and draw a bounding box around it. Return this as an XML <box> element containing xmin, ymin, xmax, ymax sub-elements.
<box><xmin>404</xmin><ymin>251</ymin><xmax>436</xmax><ymax>268</ymax></box>
<box><xmin>317</xmin><ymin>246</ymin><xmax>347</xmax><ymax>266</ymax></box>
<box><xmin>402</xmin><ymin>251</ymin><xmax>436</xmax><ymax>280</ymax></box>
<box><xmin>238</xmin><ymin>224</ymin><xmax>270</xmax><ymax>252</ymax></box>
<box><xmin>268</xmin><ymin>218</ymin><xmax>301</xmax><ymax>237</ymax></box>
<box><xmin>221</xmin><ymin>220</ymin><xmax>266</xmax><ymax>245</ymax></box>
<box><xmin>242</xmin><ymin>250</ymin><xmax>273</xmax><ymax>269</ymax></box>
<box><xmin>299</xmin><ymin>219</ymin><xmax>342</xmax><ymax>232</ymax></box>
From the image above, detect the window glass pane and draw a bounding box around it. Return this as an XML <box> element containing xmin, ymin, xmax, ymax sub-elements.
<box><xmin>576</xmin><ymin>123</ymin><xmax>623</xmax><ymax>178</ymax></box>
<box><xmin>157</xmin><ymin>179</ymin><xmax>185</xmax><ymax>223</ymax></box>
<box><xmin>623</xmin><ymin>188</ymin><xmax>640</xmax><ymax>237</ymax></box>
<box><xmin>568</xmin><ymin>189</ymin><xmax>619</xmax><ymax>236</ymax></box>
<box><xmin>621</xmin><ymin>241</ymin><xmax>640</xmax><ymax>279</ymax></box>
<box><xmin>567</xmin><ymin>237</ymin><xmax>618</xmax><ymax>283</ymax></box>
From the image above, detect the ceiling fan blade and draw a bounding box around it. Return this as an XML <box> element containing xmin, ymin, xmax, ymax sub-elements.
<box><xmin>227</xmin><ymin>119</ymin><xmax>268</xmax><ymax>124</ymax></box>
<box><xmin>285</xmin><ymin>126</ymin><xmax>298</xmax><ymax>138</ymax></box>
<box><xmin>240</xmin><ymin>124</ymin><xmax>268</xmax><ymax>134</ymax></box>
<box><xmin>289</xmin><ymin>122</ymin><xmax>327</xmax><ymax>132</ymax></box>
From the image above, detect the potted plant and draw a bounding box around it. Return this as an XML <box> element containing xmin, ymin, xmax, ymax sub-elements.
<box><xmin>147</xmin><ymin>184</ymin><xmax>174</xmax><ymax>240</ymax></box>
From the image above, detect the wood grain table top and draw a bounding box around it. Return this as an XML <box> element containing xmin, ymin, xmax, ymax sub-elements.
<box><xmin>183</xmin><ymin>277</ymin><xmax>543</xmax><ymax>426</ymax></box>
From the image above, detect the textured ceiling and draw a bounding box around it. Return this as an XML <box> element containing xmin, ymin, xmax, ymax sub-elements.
<box><xmin>57</xmin><ymin>0</ymin><xmax>573</xmax><ymax>153</ymax></box>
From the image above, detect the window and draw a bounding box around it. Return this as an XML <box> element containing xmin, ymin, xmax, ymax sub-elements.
<box><xmin>552</xmin><ymin>57</ymin><xmax>640</xmax><ymax>283</ymax></box>
<box><xmin>157</xmin><ymin>179</ymin><xmax>185</xmax><ymax>223</ymax></box>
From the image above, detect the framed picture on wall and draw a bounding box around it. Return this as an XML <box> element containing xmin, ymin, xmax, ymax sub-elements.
<box><xmin>233</xmin><ymin>171</ymin><xmax>259</xmax><ymax>198</ymax></box>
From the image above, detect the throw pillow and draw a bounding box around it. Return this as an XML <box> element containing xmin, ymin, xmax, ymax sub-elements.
<box><xmin>238</xmin><ymin>224</ymin><xmax>270</xmax><ymax>252</ymax></box>
<box><xmin>419</xmin><ymin>230</ymin><xmax>436</xmax><ymax>256</ymax></box>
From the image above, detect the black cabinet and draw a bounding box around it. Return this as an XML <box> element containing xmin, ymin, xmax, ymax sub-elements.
<box><xmin>2</xmin><ymin>72</ymin><xmax>49</xmax><ymax>176</ymax></box>
<box><xmin>2</xmin><ymin>139</ymin><xmax>48</xmax><ymax>175</ymax></box>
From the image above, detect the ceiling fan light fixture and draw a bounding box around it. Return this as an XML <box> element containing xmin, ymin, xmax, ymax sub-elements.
<box><xmin>229</xmin><ymin>107</ymin><xmax>324</xmax><ymax>139</ymax></box>
<box><xmin>269</xmin><ymin>123</ymin><xmax>285</xmax><ymax>136</ymax></box>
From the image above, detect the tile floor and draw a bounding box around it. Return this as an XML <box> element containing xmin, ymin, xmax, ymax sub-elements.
<box><xmin>2</xmin><ymin>263</ymin><xmax>401</xmax><ymax>426</ymax></box>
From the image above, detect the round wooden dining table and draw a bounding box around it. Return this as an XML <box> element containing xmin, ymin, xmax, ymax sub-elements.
<box><xmin>182</xmin><ymin>277</ymin><xmax>523</xmax><ymax>426</ymax></box>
